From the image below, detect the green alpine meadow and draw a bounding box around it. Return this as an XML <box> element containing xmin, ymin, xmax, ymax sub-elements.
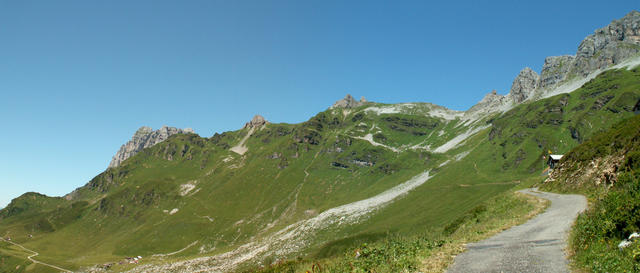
<box><xmin>1</xmin><ymin>9</ymin><xmax>640</xmax><ymax>273</ymax></box>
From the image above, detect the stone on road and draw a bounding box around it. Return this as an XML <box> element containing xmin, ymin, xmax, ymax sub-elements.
<box><xmin>447</xmin><ymin>188</ymin><xmax>587</xmax><ymax>273</ymax></box>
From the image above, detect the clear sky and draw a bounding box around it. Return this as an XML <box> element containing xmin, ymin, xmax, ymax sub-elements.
<box><xmin>0</xmin><ymin>0</ymin><xmax>637</xmax><ymax>208</ymax></box>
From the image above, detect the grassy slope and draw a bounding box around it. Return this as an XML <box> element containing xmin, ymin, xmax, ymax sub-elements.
<box><xmin>0</xmin><ymin>67</ymin><xmax>638</xmax><ymax>271</ymax></box>
<box><xmin>0</xmin><ymin>106</ymin><xmax>451</xmax><ymax>270</ymax></box>
<box><xmin>244</xmin><ymin>184</ymin><xmax>549</xmax><ymax>273</ymax></box>
<box><xmin>310</xmin><ymin>67</ymin><xmax>640</xmax><ymax>254</ymax></box>
<box><xmin>246</xmin><ymin>67</ymin><xmax>640</xmax><ymax>272</ymax></box>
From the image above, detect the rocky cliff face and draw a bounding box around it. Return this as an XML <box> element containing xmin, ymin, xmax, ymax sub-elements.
<box><xmin>467</xmin><ymin>11</ymin><xmax>640</xmax><ymax>116</ymax></box>
<box><xmin>539</xmin><ymin>55</ymin><xmax>575</xmax><ymax>88</ymax></box>
<box><xmin>509</xmin><ymin>67</ymin><xmax>540</xmax><ymax>103</ymax></box>
<box><xmin>108</xmin><ymin>126</ymin><xmax>195</xmax><ymax>168</ymax></box>
<box><xmin>574</xmin><ymin>11</ymin><xmax>640</xmax><ymax>73</ymax></box>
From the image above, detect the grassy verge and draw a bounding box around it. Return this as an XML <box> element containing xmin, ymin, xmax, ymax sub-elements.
<box><xmin>419</xmin><ymin>190</ymin><xmax>548</xmax><ymax>272</ymax></box>
<box><xmin>244</xmin><ymin>188</ymin><xmax>549</xmax><ymax>273</ymax></box>
<box><xmin>559</xmin><ymin>171</ymin><xmax>640</xmax><ymax>272</ymax></box>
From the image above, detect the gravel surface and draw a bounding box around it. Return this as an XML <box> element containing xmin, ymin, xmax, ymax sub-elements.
<box><xmin>447</xmin><ymin>188</ymin><xmax>587</xmax><ymax>273</ymax></box>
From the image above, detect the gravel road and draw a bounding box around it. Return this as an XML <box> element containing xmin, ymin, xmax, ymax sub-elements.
<box><xmin>446</xmin><ymin>188</ymin><xmax>587</xmax><ymax>273</ymax></box>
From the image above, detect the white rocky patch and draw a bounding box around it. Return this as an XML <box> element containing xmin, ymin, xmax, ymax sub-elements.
<box><xmin>230</xmin><ymin>127</ymin><xmax>255</xmax><ymax>155</ymax></box>
<box><xmin>427</xmin><ymin>107</ymin><xmax>464</xmax><ymax>120</ymax></box>
<box><xmin>364</xmin><ymin>105</ymin><xmax>405</xmax><ymax>115</ymax></box>
<box><xmin>180</xmin><ymin>181</ymin><xmax>198</xmax><ymax>196</ymax></box>
<box><xmin>455</xmin><ymin>150</ymin><xmax>471</xmax><ymax>161</ymax></box>
<box><xmin>438</xmin><ymin>160</ymin><xmax>451</xmax><ymax>168</ymax></box>
<box><xmin>354</xmin><ymin>133</ymin><xmax>399</xmax><ymax>152</ymax></box>
<box><xmin>409</xmin><ymin>141</ymin><xmax>431</xmax><ymax>151</ymax></box>
<box><xmin>364</xmin><ymin>103</ymin><xmax>463</xmax><ymax>121</ymax></box>
<box><xmin>433</xmin><ymin>125</ymin><xmax>489</xmax><ymax>153</ymax></box>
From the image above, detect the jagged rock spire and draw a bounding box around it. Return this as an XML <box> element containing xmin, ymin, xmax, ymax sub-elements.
<box><xmin>331</xmin><ymin>94</ymin><xmax>368</xmax><ymax>109</ymax></box>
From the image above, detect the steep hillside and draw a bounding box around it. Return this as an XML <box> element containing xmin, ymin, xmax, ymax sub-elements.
<box><xmin>540</xmin><ymin>114</ymin><xmax>640</xmax><ymax>272</ymax></box>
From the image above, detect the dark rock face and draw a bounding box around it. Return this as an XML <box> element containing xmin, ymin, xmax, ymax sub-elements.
<box><xmin>108</xmin><ymin>126</ymin><xmax>194</xmax><ymax>168</ymax></box>
<box><xmin>331</xmin><ymin>162</ymin><xmax>349</xmax><ymax>168</ymax></box>
<box><xmin>591</xmin><ymin>95</ymin><xmax>615</xmax><ymax>110</ymax></box>
<box><xmin>633</xmin><ymin>99</ymin><xmax>640</xmax><ymax>114</ymax></box>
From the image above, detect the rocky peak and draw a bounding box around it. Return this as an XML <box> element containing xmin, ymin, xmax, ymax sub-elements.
<box><xmin>331</xmin><ymin>94</ymin><xmax>368</xmax><ymax>109</ymax></box>
<box><xmin>108</xmin><ymin>126</ymin><xmax>195</xmax><ymax>169</ymax></box>
<box><xmin>135</xmin><ymin>126</ymin><xmax>153</xmax><ymax>135</ymax></box>
<box><xmin>572</xmin><ymin>10</ymin><xmax>640</xmax><ymax>77</ymax></box>
<box><xmin>466</xmin><ymin>11</ymin><xmax>640</xmax><ymax>116</ymax></box>
<box><xmin>577</xmin><ymin>11</ymin><xmax>640</xmax><ymax>58</ymax></box>
<box><xmin>243</xmin><ymin>115</ymin><xmax>268</xmax><ymax>129</ymax></box>
<box><xmin>540</xmin><ymin>11</ymin><xmax>640</xmax><ymax>88</ymax></box>
<box><xmin>509</xmin><ymin>67</ymin><xmax>540</xmax><ymax>103</ymax></box>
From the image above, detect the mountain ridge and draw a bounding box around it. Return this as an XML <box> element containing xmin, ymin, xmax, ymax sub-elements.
<box><xmin>1</xmin><ymin>10</ymin><xmax>639</xmax><ymax>273</ymax></box>
<box><xmin>103</xmin><ymin>10</ymin><xmax>640</xmax><ymax>169</ymax></box>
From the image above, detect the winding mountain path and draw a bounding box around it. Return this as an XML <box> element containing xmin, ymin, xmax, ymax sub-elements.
<box><xmin>0</xmin><ymin>237</ymin><xmax>73</xmax><ymax>272</ymax></box>
<box><xmin>447</xmin><ymin>188</ymin><xmax>587</xmax><ymax>273</ymax></box>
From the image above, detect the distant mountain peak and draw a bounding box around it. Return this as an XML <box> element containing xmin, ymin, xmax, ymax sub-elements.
<box><xmin>108</xmin><ymin>126</ymin><xmax>195</xmax><ymax>169</ymax></box>
<box><xmin>331</xmin><ymin>94</ymin><xmax>369</xmax><ymax>109</ymax></box>
<box><xmin>243</xmin><ymin>115</ymin><xmax>268</xmax><ymax>129</ymax></box>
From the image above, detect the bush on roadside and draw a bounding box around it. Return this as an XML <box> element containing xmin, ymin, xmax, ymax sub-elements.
<box><xmin>570</xmin><ymin>170</ymin><xmax>640</xmax><ymax>272</ymax></box>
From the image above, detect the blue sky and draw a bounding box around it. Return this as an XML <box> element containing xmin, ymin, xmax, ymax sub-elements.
<box><xmin>0</xmin><ymin>0</ymin><xmax>637</xmax><ymax>208</ymax></box>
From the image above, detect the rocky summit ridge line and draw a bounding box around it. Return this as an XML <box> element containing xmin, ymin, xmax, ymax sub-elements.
<box><xmin>106</xmin><ymin>11</ymin><xmax>640</xmax><ymax>168</ymax></box>
<box><xmin>466</xmin><ymin>10</ymin><xmax>640</xmax><ymax>117</ymax></box>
